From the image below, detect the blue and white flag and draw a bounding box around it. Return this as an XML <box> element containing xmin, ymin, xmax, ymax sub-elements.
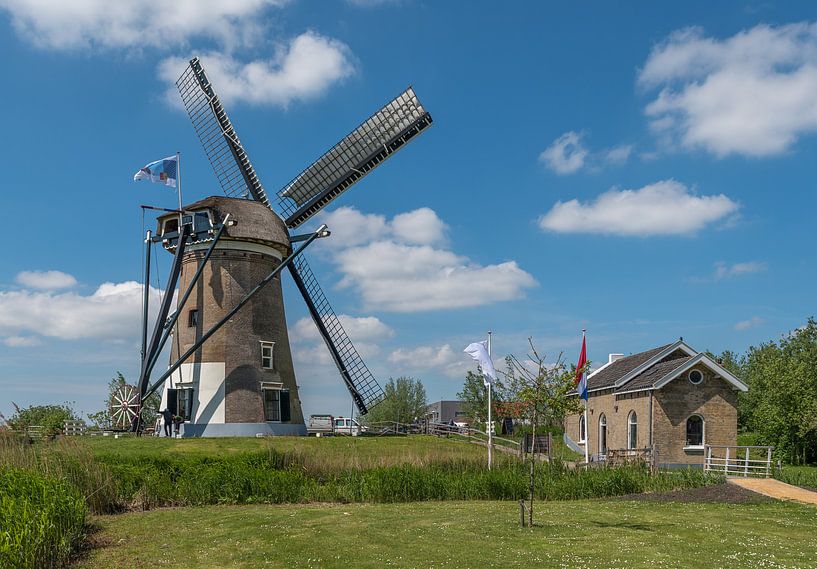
<box><xmin>134</xmin><ymin>156</ymin><xmax>178</xmax><ymax>188</ymax></box>
<box><xmin>464</xmin><ymin>340</ymin><xmax>496</xmax><ymax>387</ymax></box>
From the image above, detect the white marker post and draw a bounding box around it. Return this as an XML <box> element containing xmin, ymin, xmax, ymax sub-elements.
<box><xmin>487</xmin><ymin>330</ymin><xmax>493</xmax><ymax>470</ymax></box>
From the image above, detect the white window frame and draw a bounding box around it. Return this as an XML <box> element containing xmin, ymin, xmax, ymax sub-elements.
<box><xmin>262</xmin><ymin>388</ymin><xmax>281</xmax><ymax>422</ymax></box>
<box><xmin>260</xmin><ymin>341</ymin><xmax>275</xmax><ymax>370</ymax></box>
<box><xmin>578</xmin><ymin>414</ymin><xmax>586</xmax><ymax>443</ymax></box>
<box><xmin>684</xmin><ymin>414</ymin><xmax>705</xmax><ymax>450</ymax></box>
<box><xmin>688</xmin><ymin>368</ymin><xmax>704</xmax><ymax>385</ymax></box>
<box><xmin>627</xmin><ymin>411</ymin><xmax>638</xmax><ymax>450</ymax></box>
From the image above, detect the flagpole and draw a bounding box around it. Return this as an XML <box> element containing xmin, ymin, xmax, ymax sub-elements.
<box><xmin>583</xmin><ymin>328</ymin><xmax>589</xmax><ymax>465</ymax></box>
<box><xmin>487</xmin><ymin>330</ymin><xmax>493</xmax><ymax>471</ymax></box>
<box><xmin>176</xmin><ymin>152</ymin><xmax>183</xmax><ymax>212</ymax></box>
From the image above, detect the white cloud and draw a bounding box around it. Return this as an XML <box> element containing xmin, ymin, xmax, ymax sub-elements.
<box><xmin>388</xmin><ymin>344</ymin><xmax>467</xmax><ymax>378</ymax></box>
<box><xmin>337</xmin><ymin>242</ymin><xmax>535</xmax><ymax>312</ymax></box>
<box><xmin>0</xmin><ymin>0</ymin><xmax>284</xmax><ymax>50</ymax></box>
<box><xmin>15</xmin><ymin>270</ymin><xmax>77</xmax><ymax>291</ymax></box>
<box><xmin>158</xmin><ymin>32</ymin><xmax>355</xmax><ymax>108</ymax></box>
<box><xmin>539</xmin><ymin>131</ymin><xmax>588</xmax><ymax>174</ymax></box>
<box><xmin>0</xmin><ymin>280</ymin><xmax>161</xmax><ymax>342</ymax></box>
<box><xmin>734</xmin><ymin>316</ymin><xmax>764</xmax><ymax>331</ymax></box>
<box><xmin>314</xmin><ymin>206</ymin><xmax>535</xmax><ymax>312</ymax></box>
<box><xmin>714</xmin><ymin>261</ymin><xmax>767</xmax><ymax>280</ymax></box>
<box><xmin>2</xmin><ymin>336</ymin><xmax>41</xmax><ymax>348</ymax></box>
<box><xmin>391</xmin><ymin>208</ymin><xmax>447</xmax><ymax>245</ymax></box>
<box><xmin>603</xmin><ymin>144</ymin><xmax>634</xmax><ymax>165</ymax></box>
<box><xmin>290</xmin><ymin>315</ymin><xmax>394</xmax><ymax>343</ymax></box>
<box><xmin>639</xmin><ymin>23</ymin><xmax>817</xmax><ymax>157</ymax></box>
<box><xmin>538</xmin><ymin>180</ymin><xmax>739</xmax><ymax>236</ymax></box>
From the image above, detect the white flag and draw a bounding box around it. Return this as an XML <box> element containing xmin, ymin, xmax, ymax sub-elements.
<box><xmin>134</xmin><ymin>155</ymin><xmax>178</xmax><ymax>188</ymax></box>
<box><xmin>464</xmin><ymin>340</ymin><xmax>496</xmax><ymax>387</ymax></box>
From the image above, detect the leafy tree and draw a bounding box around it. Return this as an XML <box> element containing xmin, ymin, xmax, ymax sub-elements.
<box><xmin>457</xmin><ymin>370</ymin><xmax>504</xmax><ymax>424</ymax></box>
<box><xmin>715</xmin><ymin>318</ymin><xmax>817</xmax><ymax>464</ymax></box>
<box><xmin>502</xmin><ymin>339</ymin><xmax>583</xmax><ymax>526</ymax></box>
<box><xmin>6</xmin><ymin>402</ymin><xmax>78</xmax><ymax>437</ymax></box>
<box><xmin>363</xmin><ymin>376</ymin><xmax>427</xmax><ymax>425</ymax></box>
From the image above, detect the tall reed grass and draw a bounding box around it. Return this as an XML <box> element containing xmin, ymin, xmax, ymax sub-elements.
<box><xmin>0</xmin><ymin>467</ymin><xmax>87</xmax><ymax>569</ymax></box>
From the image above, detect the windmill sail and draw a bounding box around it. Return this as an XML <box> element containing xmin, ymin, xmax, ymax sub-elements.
<box><xmin>176</xmin><ymin>58</ymin><xmax>270</xmax><ymax>208</ymax></box>
<box><xmin>288</xmin><ymin>257</ymin><xmax>384</xmax><ymax>414</ymax></box>
<box><xmin>277</xmin><ymin>87</ymin><xmax>433</xmax><ymax>228</ymax></box>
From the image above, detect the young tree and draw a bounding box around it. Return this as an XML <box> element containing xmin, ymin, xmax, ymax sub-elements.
<box><xmin>502</xmin><ymin>338</ymin><xmax>583</xmax><ymax>526</ymax></box>
<box><xmin>363</xmin><ymin>376</ymin><xmax>427</xmax><ymax>425</ymax></box>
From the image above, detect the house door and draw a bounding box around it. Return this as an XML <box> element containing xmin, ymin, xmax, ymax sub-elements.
<box><xmin>599</xmin><ymin>414</ymin><xmax>608</xmax><ymax>456</ymax></box>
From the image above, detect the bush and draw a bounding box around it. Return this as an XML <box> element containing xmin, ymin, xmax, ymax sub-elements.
<box><xmin>5</xmin><ymin>404</ymin><xmax>78</xmax><ymax>438</ymax></box>
<box><xmin>0</xmin><ymin>467</ymin><xmax>87</xmax><ymax>569</ymax></box>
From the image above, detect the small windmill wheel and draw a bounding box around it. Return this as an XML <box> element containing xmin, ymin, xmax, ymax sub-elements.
<box><xmin>109</xmin><ymin>384</ymin><xmax>140</xmax><ymax>429</ymax></box>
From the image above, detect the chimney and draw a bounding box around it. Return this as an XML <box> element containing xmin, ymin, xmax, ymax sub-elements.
<box><xmin>609</xmin><ymin>353</ymin><xmax>625</xmax><ymax>364</ymax></box>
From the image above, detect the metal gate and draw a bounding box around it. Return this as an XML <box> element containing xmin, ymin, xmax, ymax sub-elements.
<box><xmin>704</xmin><ymin>445</ymin><xmax>774</xmax><ymax>478</ymax></box>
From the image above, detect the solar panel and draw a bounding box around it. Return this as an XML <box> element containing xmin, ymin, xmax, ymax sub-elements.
<box><xmin>277</xmin><ymin>87</ymin><xmax>432</xmax><ymax>228</ymax></box>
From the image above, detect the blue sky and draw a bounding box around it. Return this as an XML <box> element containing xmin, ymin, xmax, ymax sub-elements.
<box><xmin>1</xmin><ymin>1</ymin><xmax>815</xmax><ymax>420</ymax></box>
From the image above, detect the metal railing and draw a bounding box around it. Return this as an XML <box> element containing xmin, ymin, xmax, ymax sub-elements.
<box><xmin>704</xmin><ymin>445</ymin><xmax>774</xmax><ymax>478</ymax></box>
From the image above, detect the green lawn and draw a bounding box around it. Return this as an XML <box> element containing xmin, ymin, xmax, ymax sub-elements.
<box><xmin>85</xmin><ymin>435</ymin><xmax>494</xmax><ymax>467</ymax></box>
<box><xmin>79</xmin><ymin>499</ymin><xmax>817</xmax><ymax>569</ymax></box>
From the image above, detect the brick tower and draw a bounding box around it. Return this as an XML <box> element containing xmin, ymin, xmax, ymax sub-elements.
<box><xmin>157</xmin><ymin>196</ymin><xmax>305</xmax><ymax>436</ymax></box>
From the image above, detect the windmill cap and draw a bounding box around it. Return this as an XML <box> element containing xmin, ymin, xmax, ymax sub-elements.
<box><xmin>157</xmin><ymin>195</ymin><xmax>291</xmax><ymax>255</ymax></box>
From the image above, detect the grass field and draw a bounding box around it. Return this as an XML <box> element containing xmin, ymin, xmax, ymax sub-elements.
<box><xmin>77</xmin><ymin>499</ymin><xmax>817</xmax><ymax>569</ymax></box>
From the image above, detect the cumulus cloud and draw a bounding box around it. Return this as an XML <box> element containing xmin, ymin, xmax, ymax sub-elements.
<box><xmin>0</xmin><ymin>0</ymin><xmax>283</xmax><ymax>50</ymax></box>
<box><xmin>539</xmin><ymin>131</ymin><xmax>588</xmax><ymax>174</ymax></box>
<box><xmin>603</xmin><ymin>144</ymin><xmax>634</xmax><ymax>165</ymax></box>
<box><xmin>15</xmin><ymin>270</ymin><xmax>77</xmax><ymax>291</ymax></box>
<box><xmin>158</xmin><ymin>32</ymin><xmax>355</xmax><ymax>108</ymax></box>
<box><xmin>0</xmin><ymin>280</ymin><xmax>161</xmax><ymax>342</ymax></box>
<box><xmin>388</xmin><ymin>344</ymin><xmax>467</xmax><ymax>378</ymax></box>
<box><xmin>538</xmin><ymin>180</ymin><xmax>739</xmax><ymax>236</ymax></box>
<box><xmin>314</xmin><ymin>206</ymin><xmax>535</xmax><ymax>312</ymax></box>
<box><xmin>734</xmin><ymin>316</ymin><xmax>764</xmax><ymax>331</ymax></box>
<box><xmin>714</xmin><ymin>261</ymin><xmax>767</xmax><ymax>280</ymax></box>
<box><xmin>290</xmin><ymin>315</ymin><xmax>394</xmax><ymax>343</ymax></box>
<box><xmin>639</xmin><ymin>23</ymin><xmax>817</xmax><ymax>157</ymax></box>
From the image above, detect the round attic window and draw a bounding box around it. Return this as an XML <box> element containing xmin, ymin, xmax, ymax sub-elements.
<box><xmin>688</xmin><ymin>369</ymin><xmax>704</xmax><ymax>385</ymax></box>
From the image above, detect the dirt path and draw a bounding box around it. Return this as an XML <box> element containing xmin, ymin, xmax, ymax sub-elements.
<box><xmin>728</xmin><ymin>477</ymin><xmax>817</xmax><ymax>505</ymax></box>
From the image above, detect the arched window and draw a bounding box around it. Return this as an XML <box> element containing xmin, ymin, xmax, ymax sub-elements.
<box><xmin>686</xmin><ymin>415</ymin><xmax>704</xmax><ymax>447</ymax></box>
<box><xmin>627</xmin><ymin>411</ymin><xmax>638</xmax><ymax>450</ymax></box>
<box><xmin>578</xmin><ymin>414</ymin><xmax>586</xmax><ymax>443</ymax></box>
<box><xmin>598</xmin><ymin>413</ymin><xmax>607</xmax><ymax>456</ymax></box>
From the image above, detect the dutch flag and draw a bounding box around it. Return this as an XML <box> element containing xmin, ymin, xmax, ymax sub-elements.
<box><xmin>575</xmin><ymin>332</ymin><xmax>588</xmax><ymax>400</ymax></box>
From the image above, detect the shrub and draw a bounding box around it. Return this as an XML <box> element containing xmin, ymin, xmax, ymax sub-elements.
<box><xmin>0</xmin><ymin>467</ymin><xmax>87</xmax><ymax>569</ymax></box>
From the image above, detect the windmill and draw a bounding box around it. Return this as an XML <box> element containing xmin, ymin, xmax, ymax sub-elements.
<box><xmin>134</xmin><ymin>58</ymin><xmax>432</xmax><ymax>436</ymax></box>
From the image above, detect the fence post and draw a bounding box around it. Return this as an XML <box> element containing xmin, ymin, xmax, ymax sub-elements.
<box><xmin>519</xmin><ymin>499</ymin><xmax>526</xmax><ymax>528</ymax></box>
<box><xmin>724</xmin><ymin>447</ymin><xmax>730</xmax><ymax>475</ymax></box>
<box><xmin>744</xmin><ymin>447</ymin><xmax>749</xmax><ymax>477</ymax></box>
<box><xmin>766</xmin><ymin>447</ymin><xmax>772</xmax><ymax>478</ymax></box>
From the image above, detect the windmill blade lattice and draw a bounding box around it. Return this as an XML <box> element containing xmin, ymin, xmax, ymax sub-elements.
<box><xmin>176</xmin><ymin>59</ymin><xmax>270</xmax><ymax>207</ymax></box>
<box><xmin>289</xmin><ymin>255</ymin><xmax>384</xmax><ymax>413</ymax></box>
<box><xmin>109</xmin><ymin>384</ymin><xmax>139</xmax><ymax>429</ymax></box>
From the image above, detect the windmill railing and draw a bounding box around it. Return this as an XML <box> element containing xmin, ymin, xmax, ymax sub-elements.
<box><xmin>704</xmin><ymin>445</ymin><xmax>774</xmax><ymax>478</ymax></box>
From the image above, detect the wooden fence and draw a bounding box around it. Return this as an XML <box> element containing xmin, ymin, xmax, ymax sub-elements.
<box><xmin>704</xmin><ymin>445</ymin><xmax>774</xmax><ymax>478</ymax></box>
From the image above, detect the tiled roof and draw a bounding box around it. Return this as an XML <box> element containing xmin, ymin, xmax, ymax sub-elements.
<box><xmin>618</xmin><ymin>355</ymin><xmax>692</xmax><ymax>392</ymax></box>
<box><xmin>586</xmin><ymin>344</ymin><xmax>673</xmax><ymax>391</ymax></box>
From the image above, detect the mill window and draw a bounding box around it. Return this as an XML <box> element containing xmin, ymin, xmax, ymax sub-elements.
<box><xmin>188</xmin><ymin>309</ymin><xmax>199</xmax><ymax>328</ymax></box>
<box><xmin>263</xmin><ymin>388</ymin><xmax>290</xmax><ymax>423</ymax></box>
<box><xmin>260</xmin><ymin>341</ymin><xmax>274</xmax><ymax>370</ymax></box>
<box><xmin>177</xmin><ymin>388</ymin><xmax>194</xmax><ymax>422</ymax></box>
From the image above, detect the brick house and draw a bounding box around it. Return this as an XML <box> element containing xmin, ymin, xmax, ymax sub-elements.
<box><xmin>564</xmin><ymin>339</ymin><xmax>748</xmax><ymax>467</ymax></box>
